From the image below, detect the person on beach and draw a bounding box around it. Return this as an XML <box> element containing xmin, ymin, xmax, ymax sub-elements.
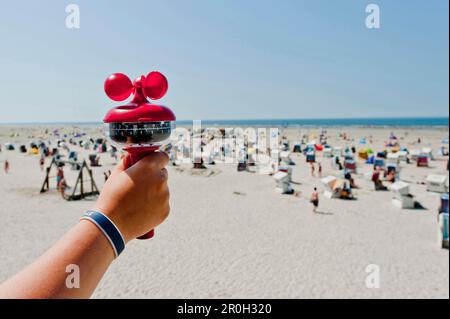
<box><xmin>345</xmin><ymin>172</ymin><xmax>357</xmax><ymax>189</ymax></box>
<box><xmin>4</xmin><ymin>160</ymin><xmax>9</xmax><ymax>174</ymax></box>
<box><xmin>59</xmin><ymin>177</ymin><xmax>68</xmax><ymax>198</ymax></box>
<box><xmin>56</xmin><ymin>166</ymin><xmax>65</xmax><ymax>189</ymax></box>
<box><xmin>372</xmin><ymin>168</ymin><xmax>387</xmax><ymax>191</ymax></box>
<box><xmin>318</xmin><ymin>162</ymin><xmax>323</xmax><ymax>178</ymax></box>
<box><xmin>0</xmin><ymin>153</ymin><xmax>170</xmax><ymax>299</ymax></box>
<box><xmin>335</xmin><ymin>156</ymin><xmax>343</xmax><ymax>170</ymax></box>
<box><xmin>39</xmin><ymin>157</ymin><xmax>45</xmax><ymax>171</ymax></box>
<box><xmin>310</xmin><ymin>187</ymin><xmax>319</xmax><ymax>213</ymax></box>
<box><xmin>386</xmin><ymin>170</ymin><xmax>396</xmax><ymax>183</ymax></box>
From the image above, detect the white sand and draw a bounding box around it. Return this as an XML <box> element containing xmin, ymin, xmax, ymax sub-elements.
<box><xmin>0</xmin><ymin>124</ymin><xmax>448</xmax><ymax>299</ymax></box>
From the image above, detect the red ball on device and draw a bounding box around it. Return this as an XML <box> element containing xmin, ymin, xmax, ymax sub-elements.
<box><xmin>104</xmin><ymin>73</ymin><xmax>133</xmax><ymax>102</ymax></box>
<box><xmin>144</xmin><ymin>71</ymin><xmax>169</xmax><ymax>100</ymax></box>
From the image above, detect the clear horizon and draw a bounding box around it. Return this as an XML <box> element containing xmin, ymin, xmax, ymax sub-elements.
<box><xmin>0</xmin><ymin>116</ymin><xmax>448</xmax><ymax>126</ymax></box>
<box><xmin>0</xmin><ymin>0</ymin><xmax>449</xmax><ymax>122</ymax></box>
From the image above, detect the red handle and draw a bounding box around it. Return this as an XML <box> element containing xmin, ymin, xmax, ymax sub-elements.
<box><xmin>124</xmin><ymin>152</ymin><xmax>155</xmax><ymax>240</ymax></box>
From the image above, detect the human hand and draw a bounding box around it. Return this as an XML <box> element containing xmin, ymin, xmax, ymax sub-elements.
<box><xmin>92</xmin><ymin>152</ymin><xmax>170</xmax><ymax>243</ymax></box>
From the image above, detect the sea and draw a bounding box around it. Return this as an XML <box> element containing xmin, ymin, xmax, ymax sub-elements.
<box><xmin>176</xmin><ymin>117</ymin><xmax>449</xmax><ymax>128</ymax></box>
<box><xmin>1</xmin><ymin>117</ymin><xmax>448</xmax><ymax>128</ymax></box>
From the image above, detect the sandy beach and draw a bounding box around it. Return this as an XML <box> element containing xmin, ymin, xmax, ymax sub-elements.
<box><xmin>0</xmin><ymin>124</ymin><xmax>448</xmax><ymax>299</ymax></box>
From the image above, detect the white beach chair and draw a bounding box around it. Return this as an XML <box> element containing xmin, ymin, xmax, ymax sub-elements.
<box><xmin>273</xmin><ymin>172</ymin><xmax>293</xmax><ymax>194</ymax></box>
<box><xmin>426</xmin><ymin>175</ymin><xmax>449</xmax><ymax>193</ymax></box>
<box><xmin>389</xmin><ymin>182</ymin><xmax>415</xmax><ymax>209</ymax></box>
<box><xmin>321</xmin><ymin>176</ymin><xmax>338</xmax><ymax>199</ymax></box>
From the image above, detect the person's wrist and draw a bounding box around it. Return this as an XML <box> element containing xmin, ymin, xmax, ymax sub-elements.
<box><xmin>91</xmin><ymin>205</ymin><xmax>134</xmax><ymax>243</ymax></box>
<box><xmin>78</xmin><ymin>219</ymin><xmax>117</xmax><ymax>260</ymax></box>
<box><xmin>81</xmin><ymin>210</ymin><xmax>127</xmax><ymax>258</ymax></box>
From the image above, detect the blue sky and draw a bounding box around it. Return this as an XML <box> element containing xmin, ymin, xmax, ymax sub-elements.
<box><xmin>0</xmin><ymin>0</ymin><xmax>448</xmax><ymax>123</ymax></box>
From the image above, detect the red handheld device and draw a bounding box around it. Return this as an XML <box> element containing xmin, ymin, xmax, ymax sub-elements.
<box><xmin>103</xmin><ymin>71</ymin><xmax>176</xmax><ymax>240</ymax></box>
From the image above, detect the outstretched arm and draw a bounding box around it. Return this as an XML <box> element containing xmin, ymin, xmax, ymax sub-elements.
<box><xmin>0</xmin><ymin>153</ymin><xmax>170</xmax><ymax>299</ymax></box>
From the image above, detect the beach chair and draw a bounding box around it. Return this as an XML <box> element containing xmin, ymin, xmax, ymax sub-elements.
<box><xmin>389</xmin><ymin>182</ymin><xmax>415</xmax><ymax>209</ymax></box>
<box><xmin>344</xmin><ymin>159</ymin><xmax>357</xmax><ymax>174</ymax></box>
<box><xmin>366</xmin><ymin>155</ymin><xmax>375</xmax><ymax>165</ymax></box>
<box><xmin>321</xmin><ymin>176</ymin><xmax>338</xmax><ymax>199</ymax></box>
<box><xmin>373</xmin><ymin>178</ymin><xmax>388</xmax><ymax>191</ymax></box>
<box><xmin>386</xmin><ymin>153</ymin><xmax>400</xmax><ymax>166</ymax></box>
<box><xmin>257</xmin><ymin>154</ymin><xmax>274</xmax><ymax>174</ymax></box>
<box><xmin>440</xmin><ymin>194</ymin><xmax>449</xmax><ymax>214</ymax></box>
<box><xmin>438</xmin><ymin>212</ymin><xmax>449</xmax><ymax>249</ymax></box>
<box><xmin>374</xmin><ymin>158</ymin><xmax>385</xmax><ymax>170</ymax></box>
<box><xmin>417</xmin><ymin>155</ymin><xmax>429</xmax><ymax>167</ymax></box>
<box><xmin>426</xmin><ymin>175</ymin><xmax>449</xmax><ymax>193</ymax></box>
<box><xmin>358</xmin><ymin>150</ymin><xmax>369</xmax><ymax>161</ymax></box>
<box><xmin>237</xmin><ymin>160</ymin><xmax>247</xmax><ymax>172</ymax></box>
<box><xmin>273</xmin><ymin>172</ymin><xmax>293</xmax><ymax>194</ymax></box>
